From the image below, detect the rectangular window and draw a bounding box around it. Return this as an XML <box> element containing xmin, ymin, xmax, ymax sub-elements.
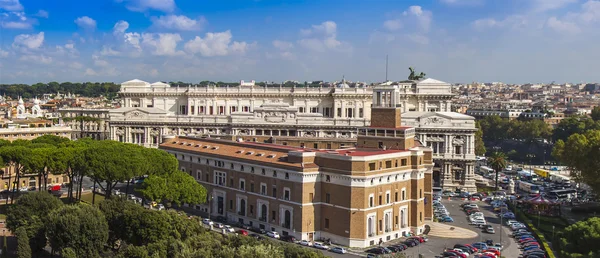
<box><xmin>284</xmin><ymin>189</ymin><xmax>290</xmax><ymax>200</ymax></box>
<box><xmin>337</xmin><ymin>108</ymin><xmax>342</xmax><ymax>117</ymax></box>
<box><xmin>298</xmin><ymin>107</ymin><xmax>305</xmax><ymax>113</ymax></box>
<box><xmin>368</xmin><ymin>163</ymin><xmax>376</xmax><ymax>171</ymax></box>
<box><xmin>455</xmin><ymin>146</ymin><xmax>462</xmax><ymax>155</ymax></box>
<box><xmin>385</xmin><ymin>160</ymin><xmax>392</xmax><ymax>168</ymax></box>
<box><xmin>313</xmin><ymin>143</ymin><xmax>318</xmax><ymax>149</ymax></box>
<box><xmin>395</xmin><ymin>192</ymin><xmax>398</xmax><ymax>202</ymax></box>
<box><xmin>401</xmin><ymin>159</ymin><xmax>407</xmax><ymax>166</ymax></box>
<box><xmin>395</xmin><ymin>216</ymin><xmax>398</xmax><ymax>225</ymax></box>
<box><xmin>359</xmin><ymin>108</ymin><xmax>364</xmax><ymax>118</ymax></box>
<box><xmin>214</xmin><ymin>172</ymin><xmax>226</xmax><ymax>186</ymax></box>
<box><xmin>346</xmin><ymin>108</ymin><xmax>354</xmax><ymax>118</ymax></box>
<box><xmin>229</xmin><ymin>178</ymin><xmax>233</xmax><ymax>187</ymax></box>
<box><xmin>218</xmin><ymin>106</ymin><xmax>225</xmax><ymax>115</ymax></box>
<box><xmin>199</xmin><ymin>106</ymin><xmax>205</xmax><ymax>114</ymax></box>
<box><xmin>386</xmin><ymin>193</ymin><xmax>390</xmax><ymax>203</ymax></box>
<box><xmin>369</xmin><ymin>196</ymin><xmax>374</xmax><ymax>207</ymax></box>
<box><xmin>190</xmin><ymin>106</ymin><xmax>195</xmax><ymax>115</ymax></box>
<box><xmin>325</xmin><ymin>175</ymin><xmax>331</xmax><ymax>182</ymax></box>
<box><xmin>250</xmin><ymin>205</ymin><xmax>254</xmax><ymax>215</ymax></box>
<box><xmin>243</xmin><ymin>106</ymin><xmax>250</xmax><ymax>112</ymax></box>
<box><xmin>240</xmin><ymin>180</ymin><xmax>245</xmax><ymax>190</ymax></box>
<box><xmin>325</xmin><ymin>193</ymin><xmax>331</xmax><ymax>203</ymax></box>
<box><xmin>310</xmin><ymin>107</ymin><xmax>318</xmax><ymax>113</ymax></box>
<box><xmin>378</xmin><ymin>195</ymin><xmax>382</xmax><ymax>205</ymax></box>
<box><xmin>250</xmin><ymin>183</ymin><xmax>254</xmax><ymax>192</ymax></box>
<box><xmin>323</xmin><ymin>107</ymin><xmax>331</xmax><ymax>117</ymax></box>
<box><xmin>230</xmin><ymin>106</ymin><xmax>237</xmax><ymax>113</ymax></box>
<box><xmin>261</xmin><ymin>184</ymin><xmax>267</xmax><ymax>195</ymax></box>
<box><xmin>309</xmin><ymin>193</ymin><xmax>314</xmax><ymax>201</ymax></box>
<box><xmin>229</xmin><ymin>200</ymin><xmax>233</xmax><ymax>209</ymax></box>
<box><xmin>272</xmin><ymin>187</ymin><xmax>277</xmax><ymax>198</ymax></box>
<box><xmin>325</xmin><ymin>218</ymin><xmax>330</xmax><ymax>229</ymax></box>
<box><xmin>209</xmin><ymin>106</ymin><xmax>214</xmax><ymax>115</ymax></box>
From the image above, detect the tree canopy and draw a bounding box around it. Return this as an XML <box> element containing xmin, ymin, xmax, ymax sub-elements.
<box><xmin>552</xmin><ymin>130</ymin><xmax>600</xmax><ymax>194</ymax></box>
<box><xmin>0</xmin><ymin>82</ymin><xmax>120</xmax><ymax>99</ymax></box>
<box><xmin>478</xmin><ymin>116</ymin><xmax>551</xmax><ymax>143</ymax></box>
<box><xmin>557</xmin><ymin>217</ymin><xmax>600</xmax><ymax>257</ymax></box>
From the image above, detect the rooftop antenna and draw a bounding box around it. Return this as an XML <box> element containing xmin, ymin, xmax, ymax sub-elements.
<box><xmin>385</xmin><ymin>54</ymin><xmax>389</xmax><ymax>82</ymax></box>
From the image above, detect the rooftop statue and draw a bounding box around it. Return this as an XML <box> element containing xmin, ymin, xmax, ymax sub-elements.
<box><xmin>408</xmin><ymin>67</ymin><xmax>426</xmax><ymax>80</ymax></box>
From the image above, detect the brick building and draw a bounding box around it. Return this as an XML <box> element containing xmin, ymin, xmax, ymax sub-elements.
<box><xmin>160</xmin><ymin>88</ymin><xmax>433</xmax><ymax>248</ymax></box>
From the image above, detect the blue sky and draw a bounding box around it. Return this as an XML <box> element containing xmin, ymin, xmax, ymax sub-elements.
<box><xmin>0</xmin><ymin>0</ymin><xmax>599</xmax><ymax>84</ymax></box>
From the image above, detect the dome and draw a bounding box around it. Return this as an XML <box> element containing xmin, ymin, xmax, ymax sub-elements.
<box><xmin>18</xmin><ymin>96</ymin><xmax>24</xmax><ymax>104</ymax></box>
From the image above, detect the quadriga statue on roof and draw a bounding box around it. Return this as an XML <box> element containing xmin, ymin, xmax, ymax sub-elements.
<box><xmin>408</xmin><ymin>67</ymin><xmax>426</xmax><ymax>80</ymax></box>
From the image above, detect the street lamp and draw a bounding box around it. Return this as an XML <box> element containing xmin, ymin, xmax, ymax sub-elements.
<box><xmin>526</xmin><ymin>154</ymin><xmax>535</xmax><ymax>179</ymax></box>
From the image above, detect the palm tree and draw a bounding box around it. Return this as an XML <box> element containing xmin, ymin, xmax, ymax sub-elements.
<box><xmin>488</xmin><ymin>152</ymin><xmax>507</xmax><ymax>191</ymax></box>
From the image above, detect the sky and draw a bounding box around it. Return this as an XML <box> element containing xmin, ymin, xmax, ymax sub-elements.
<box><xmin>0</xmin><ymin>0</ymin><xmax>599</xmax><ymax>84</ymax></box>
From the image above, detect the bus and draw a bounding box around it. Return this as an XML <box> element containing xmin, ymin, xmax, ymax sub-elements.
<box><xmin>517</xmin><ymin>181</ymin><xmax>541</xmax><ymax>194</ymax></box>
<box><xmin>478</xmin><ymin>166</ymin><xmax>494</xmax><ymax>176</ymax></box>
<box><xmin>549</xmin><ymin>174</ymin><xmax>571</xmax><ymax>184</ymax></box>
<box><xmin>547</xmin><ymin>189</ymin><xmax>577</xmax><ymax>201</ymax></box>
<box><xmin>518</xmin><ymin>170</ymin><xmax>538</xmax><ymax>182</ymax></box>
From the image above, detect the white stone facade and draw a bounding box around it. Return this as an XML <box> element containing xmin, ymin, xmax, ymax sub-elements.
<box><xmin>107</xmin><ymin>78</ymin><xmax>476</xmax><ymax>191</ymax></box>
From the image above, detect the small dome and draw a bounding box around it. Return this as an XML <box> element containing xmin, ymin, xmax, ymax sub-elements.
<box><xmin>18</xmin><ymin>97</ymin><xmax>24</xmax><ymax>104</ymax></box>
<box><xmin>33</xmin><ymin>98</ymin><xmax>40</xmax><ymax>105</ymax></box>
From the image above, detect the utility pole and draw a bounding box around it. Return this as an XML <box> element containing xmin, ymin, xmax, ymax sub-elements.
<box><xmin>385</xmin><ymin>54</ymin><xmax>389</xmax><ymax>82</ymax></box>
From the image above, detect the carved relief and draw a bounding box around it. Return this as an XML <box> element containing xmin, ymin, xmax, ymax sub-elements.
<box><xmin>125</xmin><ymin>111</ymin><xmax>147</xmax><ymax>119</ymax></box>
<box><xmin>304</xmin><ymin>131</ymin><xmax>316</xmax><ymax>137</ymax></box>
<box><xmin>264</xmin><ymin>112</ymin><xmax>286</xmax><ymax>123</ymax></box>
<box><xmin>424</xmin><ymin>117</ymin><xmax>445</xmax><ymax>125</ymax></box>
<box><xmin>150</xmin><ymin>128</ymin><xmax>160</xmax><ymax>136</ymax></box>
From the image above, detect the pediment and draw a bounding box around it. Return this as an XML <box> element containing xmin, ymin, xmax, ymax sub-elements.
<box><xmin>419</xmin><ymin>115</ymin><xmax>450</xmax><ymax>126</ymax></box>
<box><xmin>110</xmin><ymin>107</ymin><xmax>167</xmax><ymax>119</ymax></box>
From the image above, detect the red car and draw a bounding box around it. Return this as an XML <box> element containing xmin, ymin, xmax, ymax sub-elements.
<box><xmin>464</xmin><ymin>244</ymin><xmax>478</xmax><ymax>253</ymax></box>
<box><xmin>484</xmin><ymin>248</ymin><xmax>501</xmax><ymax>256</ymax></box>
<box><xmin>410</xmin><ymin>236</ymin><xmax>425</xmax><ymax>243</ymax></box>
<box><xmin>446</xmin><ymin>250</ymin><xmax>467</xmax><ymax>258</ymax></box>
<box><xmin>237</xmin><ymin>229</ymin><xmax>248</xmax><ymax>236</ymax></box>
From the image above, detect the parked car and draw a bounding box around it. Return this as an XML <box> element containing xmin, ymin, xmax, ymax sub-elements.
<box><xmin>472</xmin><ymin>242</ymin><xmax>488</xmax><ymax>250</ymax></box>
<box><xmin>266</xmin><ymin>231</ymin><xmax>280</xmax><ymax>239</ymax></box>
<box><xmin>330</xmin><ymin>247</ymin><xmax>347</xmax><ymax>254</ymax></box>
<box><xmin>215</xmin><ymin>223</ymin><xmax>224</xmax><ymax>229</ymax></box>
<box><xmin>313</xmin><ymin>242</ymin><xmax>329</xmax><ymax>250</ymax></box>
<box><xmin>249</xmin><ymin>233</ymin><xmax>263</xmax><ymax>240</ymax></box>
<box><xmin>224</xmin><ymin>225</ymin><xmax>235</xmax><ymax>233</ymax></box>
<box><xmin>202</xmin><ymin>218</ymin><xmax>213</xmax><ymax>225</ymax></box>
<box><xmin>250</xmin><ymin>227</ymin><xmax>266</xmax><ymax>234</ymax></box>
<box><xmin>281</xmin><ymin>235</ymin><xmax>296</xmax><ymax>242</ymax></box>
<box><xmin>237</xmin><ymin>229</ymin><xmax>248</xmax><ymax>236</ymax></box>
<box><xmin>298</xmin><ymin>240</ymin><xmax>312</xmax><ymax>246</ymax></box>
<box><xmin>441</xmin><ymin>216</ymin><xmax>454</xmax><ymax>222</ymax></box>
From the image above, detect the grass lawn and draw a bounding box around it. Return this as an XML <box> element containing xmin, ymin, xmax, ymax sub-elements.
<box><xmin>79</xmin><ymin>192</ymin><xmax>105</xmax><ymax>204</ymax></box>
<box><xmin>525</xmin><ymin>214</ymin><xmax>569</xmax><ymax>242</ymax></box>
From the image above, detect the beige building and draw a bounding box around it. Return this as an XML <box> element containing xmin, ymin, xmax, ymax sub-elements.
<box><xmin>160</xmin><ymin>89</ymin><xmax>433</xmax><ymax>248</ymax></box>
<box><xmin>112</xmin><ymin>77</ymin><xmax>475</xmax><ymax>192</ymax></box>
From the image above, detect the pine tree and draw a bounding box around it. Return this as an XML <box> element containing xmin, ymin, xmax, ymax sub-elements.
<box><xmin>16</xmin><ymin>227</ymin><xmax>31</xmax><ymax>258</ymax></box>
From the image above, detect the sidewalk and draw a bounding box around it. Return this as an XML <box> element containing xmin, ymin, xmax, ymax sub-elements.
<box><xmin>427</xmin><ymin>222</ymin><xmax>478</xmax><ymax>239</ymax></box>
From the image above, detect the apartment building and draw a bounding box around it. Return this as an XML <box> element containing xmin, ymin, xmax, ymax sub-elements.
<box><xmin>159</xmin><ymin>92</ymin><xmax>433</xmax><ymax>248</ymax></box>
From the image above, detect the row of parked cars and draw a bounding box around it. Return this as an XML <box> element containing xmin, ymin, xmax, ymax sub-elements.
<box><xmin>434</xmin><ymin>195</ymin><xmax>454</xmax><ymax>222</ymax></box>
<box><xmin>440</xmin><ymin>241</ymin><xmax>504</xmax><ymax>258</ymax></box>
<box><xmin>200</xmin><ymin>216</ymin><xmax>348</xmax><ymax>254</ymax></box>
<box><xmin>365</xmin><ymin>236</ymin><xmax>428</xmax><ymax>257</ymax></box>
<box><xmin>506</xmin><ymin>220</ymin><xmax>547</xmax><ymax>258</ymax></box>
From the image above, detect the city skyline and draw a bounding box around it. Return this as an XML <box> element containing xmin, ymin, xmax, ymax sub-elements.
<box><xmin>0</xmin><ymin>0</ymin><xmax>599</xmax><ymax>84</ymax></box>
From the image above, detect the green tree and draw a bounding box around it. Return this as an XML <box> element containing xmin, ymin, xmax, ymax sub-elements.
<box><xmin>557</xmin><ymin>217</ymin><xmax>600</xmax><ymax>257</ymax></box>
<box><xmin>487</xmin><ymin>152</ymin><xmax>507</xmax><ymax>191</ymax></box>
<box><xmin>475</xmin><ymin>121</ymin><xmax>487</xmax><ymax>156</ymax></box>
<box><xmin>552</xmin><ymin>130</ymin><xmax>600</xmax><ymax>194</ymax></box>
<box><xmin>236</xmin><ymin>244</ymin><xmax>283</xmax><ymax>258</ymax></box>
<box><xmin>16</xmin><ymin>227</ymin><xmax>31</xmax><ymax>258</ymax></box>
<box><xmin>6</xmin><ymin>191</ymin><xmax>63</xmax><ymax>252</ymax></box>
<box><xmin>85</xmin><ymin>141</ymin><xmax>144</xmax><ymax>199</ymax></box>
<box><xmin>22</xmin><ymin>147</ymin><xmax>54</xmax><ymax>191</ymax></box>
<box><xmin>0</xmin><ymin>145</ymin><xmax>32</xmax><ymax>203</ymax></box>
<box><xmin>591</xmin><ymin>107</ymin><xmax>600</xmax><ymax>121</ymax></box>
<box><xmin>552</xmin><ymin>116</ymin><xmax>600</xmax><ymax>143</ymax></box>
<box><xmin>62</xmin><ymin>248</ymin><xmax>77</xmax><ymax>258</ymax></box>
<box><xmin>46</xmin><ymin>205</ymin><xmax>109</xmax><ymax>258</ymax></box>
<box><xmin>137</xmin><ymin>175</ymin><xmax>168</xmax><ymax>203</ymax></box>
<box><xmin>31</xmin><ymin>134</ymin><xmax>70</xmax><ymax>146</ymax></box>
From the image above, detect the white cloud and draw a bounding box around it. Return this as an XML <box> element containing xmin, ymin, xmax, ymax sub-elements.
<box><xmin>12</xmin><ymin>32</ymin><xmax>44</xmax><ymax>49</ymax></box>
<box><xmin>69</xmin><ymin>62</ymin><xmax>83</xmax><ymax>69</ymax></box>
<box><xmin>298</xmin><ymin>21</ymin><xmax>344</xmax><ymax>52</ymax></box>
<box><xmin>403</xmin><ymin>6</ymin><xmax>432</xmax><ymax>32</ymax></box>
<box><xmin>120</xmin><ymin>0</ymin><xmax>175</xmax><ymax>13</ymax></box>
<box><xmin>35</xmin><ymin>10</ymin><xmax>48</xmax><ymax>18</ymax></box>
<box><xmin>92</xmin><ymin>55</ymin><xmax>109</xmax><ymax>67</ymax></box>
<box><xmin>407</xmin><ymin>34</ymin><xmax>430</xmax><ymax>45</ymax></box>
<box><xmin>532</xmin><ymin>0</ymin><xmax>577</xmax><ymax>12</ymax></box>
<box><xmin>142</xmin><ymin>33</ymin><xmax>183</xmax><ymax>56</ymax></box>
<box><xmin>383</xmin><ymin>19</ymin><xmax>402</xmax><ymax>31</ymax></box>
<box><xmin>547</xmin><ymin>16</ymin><xmax>581</xmax><ymax>33</ymax></box>
<box><xmin>113</xmin><ymin>20</ymin><xmax>130</xmax><ymax>35</ymax></box>
<box><xmin>272</xmin><ymin>40</ymin><xmax>293</xmax><ymax>50</ymax></box>
<box><xmin>74</xmin><ymin>16</ymin><xmax>97</xmax><ymax>30</ymax></box>
<box><xmin>471</xmin><ymin>15</ymin><xmax>528</xmax><ymax>30</ymax></box>
<box><xmin>184</xmin><ymin>30</ymin><xmax>250</xmax><ymax>56</ymax></box>
<box><xmin>19</xmin><ymin>54</ymin><xmax>52</xmax><ymax>64</ymax></box>
<box><xmin>151</xmin><ymin>15</ymin><xmax>206</xmax><ymax>31</ymax></box>
<box><xmin>579</xmin><ymin>0</ymin><xmax>600</xmax><ymax>23</ymax></box>
<box><xmin>84</xmin><ymin>68</ymin><xmax>98</xmax><ymax>76</ymax></box>
<box><xmin>1</xmin><ymin>21</ymin><xmax>30</xmax><ymax>29</ymax></box>
<box><xmin>0</xmin><ymin>0</ymin><xmax>23</xmax><ymax>11</ymax></box>
<box><xmin>0</xmin><ymin>49</ymin><xmax>8</xmax><ymax>58</ymax></box>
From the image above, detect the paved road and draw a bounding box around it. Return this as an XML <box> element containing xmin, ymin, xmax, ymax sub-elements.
<box><xmin>373</xmin><ymin>198</ymin><xmax>521</xmax><ymax>257</ymax></box>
